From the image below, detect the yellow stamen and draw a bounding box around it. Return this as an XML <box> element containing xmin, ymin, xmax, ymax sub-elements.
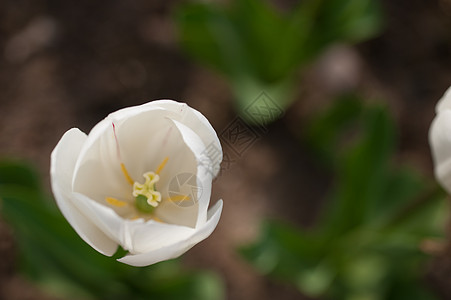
<box><xmin>133</xmin><ymin>172</ymin><xmax>161</xmax><ymax>207</ymax></box>
<box><xmin>121</xmin><ymin>163</ymin><xmax>134</xmax><ymax>185</ymax></box>
<box><xmin>105</xmin><ymin>197</ymin><xmax>128</xmax><ymax>207</ymax></box>
<box><xmin>155</xmin><ymin>157</ymin><xmax>169</xmax><ymax>175</ymax></box>
<box><xmin>153</xmin><ymin>216</ymin><xmax>163</xmax><ymax>223</ymax></box>
<box><xmin>168</xmin><ymin>195</ymin><xmax>191</xmax><ymax>202</ymax></box>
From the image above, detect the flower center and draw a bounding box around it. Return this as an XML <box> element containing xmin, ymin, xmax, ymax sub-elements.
<box><xmin>104</xmin><ymin>156</ymin><xmax>169</xmax><ymax>219</ymax></box>
<box><xmin>105</xmin><ymin>124</ymin><xmax>195</xmax><ymax>220</ymax></box>
<box><xmin>132</xmin><ymin>172</ymin><xmax>161</xmax><ymax>213</ymax></box>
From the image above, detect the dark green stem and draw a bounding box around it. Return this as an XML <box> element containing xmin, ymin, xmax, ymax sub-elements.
<box><xmin>384</xmin><ymin>183</ymin><xmax>446</xmax><ymax>229</ymax></box>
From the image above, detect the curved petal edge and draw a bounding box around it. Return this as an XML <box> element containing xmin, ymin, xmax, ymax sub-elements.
<box><xmin>117</xmin><ymin>200</ymin><xmax>223</xmax><ymax>266</ymax></box>
<box><xmin>51</xmin><ymin>128</ymin><xmax>119</xmax><ymax>256</ymax></box>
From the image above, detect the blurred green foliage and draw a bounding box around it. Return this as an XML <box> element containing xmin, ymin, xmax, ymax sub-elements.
<box><xmin>176</xmin><ymin>0</ymin><xmax>382</xmax><ymax>124</ymax></box>
<box><xmin>240</xmin><ymin>96</ymin><xmax>446</xmax><ymax>299</ymax></box>
<box><xmin>0</xmin><ymin>160</ymin><xmax>224</xmax><ymax>300</ymax></box>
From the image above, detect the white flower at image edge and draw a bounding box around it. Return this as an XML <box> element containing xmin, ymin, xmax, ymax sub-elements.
<box><xmin>430</xmin><ymin>86</ymin><xmax>451</xmax><ymax>193</ymax></box>
<box><xmin>50</xmin><ymin>100</ymin><xmax>223</xmax><ymax>267</ymax></box>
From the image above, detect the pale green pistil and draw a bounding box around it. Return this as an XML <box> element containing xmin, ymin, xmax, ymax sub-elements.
<box><xmin>133</xmin><ymin>172</ymin><xmax>161</xmax><ymax>213</ymax></box>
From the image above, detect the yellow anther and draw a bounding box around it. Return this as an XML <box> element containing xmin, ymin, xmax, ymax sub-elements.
<box><xmin>133</xmin><ymin>172</ymin><xmax>161</xmax><ymax>207</ymax></box>
<box><xmin>153</xmin><ymin>216</ymin><xmax>163</xmax><ymax>223</ymax></box>
<box><xmin>121</xmin><ymin>163</ymin><xmax>134</xmax><ymax>186</ymax></box>
<box><xmin>155</xmin><ymin>157</ymin><xmax>169</xmax><ymax>175</ymax></box>
<box><xmin>168</xmin><ymin>195</ymin><xmax>191</xmax><ymax>202</ymax></box>
<box><xmin>105</xmin><ymin>197</ymin><xmax>128</xmax><ymax>207</ymax></box>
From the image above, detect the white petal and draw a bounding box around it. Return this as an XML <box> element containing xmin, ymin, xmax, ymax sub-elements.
<box><xmin>72</xmin><ymin>100</ymin><xmax>221</xmax><ymax>204</ymax></box>
<box><xmin>155</xmin><ymin>199</ymin><xmax>199</xmax><ymax>229</ymax></box>
<box><xmin>195</xmin><ymin>171</ymin><xmax>213</xmax><ymax>227</ymax></box>
<box><xmin>72</xmin><ymin>108</ymin><xmax>201</xmax><ymax>202</ymax></box>
<box><xmin>71</xmin><ymin>119</ymin><xmax>130</xmax><ymax>202</ymax></box>
<box><xmin>111</xmin><ymin>109</ymin><xmax>198</xmax><ymax>184</ymax></box>
<box><xmin>50</xmin><ymin>128</ymin><xmax>118</xmax><ymax>256</ymax></box>
<box><xmin>68</xmin><ymin>112</ymin><xmax>204</xmax><ymax>244</ymax></box>
<box><xmin>110</xmin><ymin>100</ymin><xmax>223</xmax><ymax>177</ymax></box>
<box><xmin>171</xmin><ymin>119</ymin><xmax>215</xmax><ymax>227</ymax></box>
<box><xmin>430</xmin><ymin>109</ymin><xmax>451</xmax><ymax>193</ymax></box>
<box><xmin>52</xmin><ymin>100</ymin><xmax>223</xmax><ymax>261</ymax></box>
<box><xmin>71</xmin><ymin>192</ymin><xmax>195</xmax><ymax>256</ymax></box>
<box><xmin>70</xmin><ymin>106</ymin><xmax>206</xmax><ymax>229</ymax></box>
<box><xmin>154</xmin><ymin>100</ymin><xmax>223</xmax><ymax>177</ymax></box>
<box><xmin>71</xmin><ymin>192</ymin><xmax>124</xmax><ymax>246</ymax></box>
<box><xmin>137</xmin><ymin>117</ymin><xmax>211</xmax><ymax>228</ymax></box>
<box><xmin>117</xmin><ymin>200</ymin><xmax>223</xmax><ymax>267</ymax></box>
<box><xmin>122</xmin><ymin>220</ymin><xmax>195</xmax><ymax>254</ymax></box>
<box><xmin>436</xmin><ymin>86</ymin><xmax>451</xmax><ymax>113</ymax></box>
<box><xmin>111</xmin><ymin>110</ymin><xmax>201</xmax><ymax>227</ymax></box>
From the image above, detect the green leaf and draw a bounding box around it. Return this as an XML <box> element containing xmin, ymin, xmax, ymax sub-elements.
<box><xmin>175</xmin><ymin>3</ymin><xmax>248</xmax><ymax>78</ymax></box>
<box><xmin>0</xmin><ymin>159</ymin><xmax>41</xmax><ymax>190</ymax></box>
<box><xmin>322</xmin><ymin>105</ymin><xmax>395</xmax><ymax>235</ymax></box>
<box><xmin>313</xmin><ymin>0</ymin><xmax>383</xmax><ymax>45</ymax></box>
<box><xmin>176</xmin><ymin>0</ymin><xmax>383</xmax><ymax>124</ymax></box>
<box><xmin>239</xmin><ymin>220</ymin><xmax>325</xmax><ymax>278</ymax></box>
<box><xmin>304</xmin><ymin>94</ymin><xmax>364</xmax><ymax>164</ymax></box>
<box><xmin>240</xmin><ymin>98</ymin><xmax>442</xmax><ymax>299</ymax></box>
<box><xmin>176</xmin><ymin>0</ymin><xmax>382</xmax><ymax>82</ymax></box>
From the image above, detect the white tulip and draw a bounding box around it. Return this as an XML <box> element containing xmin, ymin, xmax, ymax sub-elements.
<box><xmin>430</xmin><ymin>86</ymin><xmax>451</xmax><ymax>193</ymax></box>
<box><xmin>50</xmin><ymin>100</ymin><xmax>223</xmax><ymax>266</ymax></box>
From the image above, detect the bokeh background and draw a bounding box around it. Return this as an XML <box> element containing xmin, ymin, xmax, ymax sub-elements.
<box><xmin>0</xmin><ymin>0</ymin><xmax>451</xmax><ymax>299</ymax></box>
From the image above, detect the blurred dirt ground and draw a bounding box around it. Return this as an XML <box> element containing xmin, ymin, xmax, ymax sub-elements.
<box><xmin>0</xmin><ymin>0</ymin><xmax>450</xmax><ymax>299</ymax></box>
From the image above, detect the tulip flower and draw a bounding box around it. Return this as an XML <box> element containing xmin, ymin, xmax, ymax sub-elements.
<box><xmin>50</xmin><ymin>100</ymin><xmax>223</xmax><ymax>266</ymax></box>
<box><xmin>430</xmin><ymin>86</ymin><xmax>451</xmax><ymax>193</ymax></box>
